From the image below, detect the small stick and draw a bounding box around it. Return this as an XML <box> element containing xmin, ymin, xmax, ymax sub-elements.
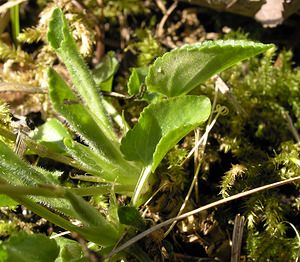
<box><xmin>107</xmin><ymin>176</ymin><xmax>300</xmax><ymax>259</ymax></box>
<box><xmin>155</xmin><ymin>0</ymin><xmax>167</xmax><ymax>14</ymax></box>
<box><xmin>156</xmin><ymin>1</ymin><xmax>178</xmax><ymax>37</ymax></box>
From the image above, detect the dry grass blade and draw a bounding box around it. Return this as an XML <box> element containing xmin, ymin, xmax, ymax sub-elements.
<box><xmin>0</xmin><ymin>82</ymin><xmax>46</xmax><ymax>93</ymax></box>
<box><xmin>107</xmin><ymin>176</ymin><xmax>300</xmax><ymax>258</ymax></box>
<box><xmin>231</xmin><ymin>214</ymin><xmax>245</xmax><ymax>262</ymax></box>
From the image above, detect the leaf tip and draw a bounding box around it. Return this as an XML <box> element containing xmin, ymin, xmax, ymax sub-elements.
<box><xmin>47</xmin><ymin>8</ymin><xmax>66</xmax><ymax>49</ymax></box>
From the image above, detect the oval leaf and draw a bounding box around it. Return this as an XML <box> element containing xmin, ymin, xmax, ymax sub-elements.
<box><xmin>120</xmin><ymin>95</ymin><xmax>211</xmax><ymax>171</ymax></box>
<box><xmin>146</xmin><ymin>40</ymin><xmax>273</xmax><ymax>97</ymax></box>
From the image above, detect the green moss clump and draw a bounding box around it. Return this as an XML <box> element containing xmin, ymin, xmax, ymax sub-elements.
<box><xmin>196</xmin><ymin>46</ymin><xmax>300</xmax><ymax>259</ymax></box>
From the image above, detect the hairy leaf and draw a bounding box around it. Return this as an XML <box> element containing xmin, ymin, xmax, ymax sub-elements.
<box><xmin>48</xmin><ymin>68</ymin><xmax>121</xmax><ymax>160</ymax></box>
<box><xmin>64</xmin><ymin>139</ymin><xmax>138</xmax><ymax>187</ymax></box>
<box><xmin>65</xmin><ymin>190</ymin><xmax>120</xmax><ymax>246</ymax></box>
<box><xmin>0</xmin><ymin>195</ymin><xmax>18</xmax><ymax>209</ymax></box>
<box><xmin>48</xmin><ymin>68</ymin><xmax>140</xmax><ymax>187</ymax></box>
<box><xmin>146</xmin><ymin>40</ymin><xmax>273</xmax><ymax>97</ymax></box>
<box><xmin>0</xmin><ymin>140</ymin><xmax>57</xmax><ymax>186</ymax></box>
<box><xmin>0</xmin><ymin>140</ymin><xmax>74</xmax><ymax>215</ymax></box>
<box><xmin>47</xmin><ymin>8</ymin><xmax>115</xmax><ymax>139</ymax></box>
<box><xmin>120</xmin><ymin>95</ymin><xmax>211</xmax><ymax>171</ymax></box>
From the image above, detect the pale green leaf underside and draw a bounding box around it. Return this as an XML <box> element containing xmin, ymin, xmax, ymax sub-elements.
<box><xmin>120</xmin><ymin>95</ymin><xmax>211</xmax><ymax>171</ymax></box>
<box><xmin>146</xmin><ymin>40</ymin><xmax>273</xmax><ymax>97</ymax></box>
<box><xmin>31</xmin><ymin>118</ymin><xmax>72</xmax><ymax>153</ymax></box>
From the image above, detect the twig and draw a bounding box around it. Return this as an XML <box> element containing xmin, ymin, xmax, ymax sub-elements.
<box><xmin>106</xmin><ymin>176</ymin><xmax>300</xmax><ymax>259</ymax></box>
<box><xmin>194</xmin><ymin>128</ymin><xmax>200</xmax><ymax>204</ymax></box>
<box><xmin>156</xmin><ymin>1</ymin><xmax>178</xmax><ymax>38</ymax></box>
<box><xmin>155</xmin><ymin>0</ymin><xmax>167</xmax><ymax>14</ymax></box>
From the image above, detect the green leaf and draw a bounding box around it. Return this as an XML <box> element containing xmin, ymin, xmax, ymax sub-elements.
<box><xmin>127</xmin><ymin>67</ymin><xmax>148</xmax><ymax>96</ymax></box>
<box><xmin>0</xmin><ymin>195</ymin><xmax>18</xmax><ymax>209</ymax></box>
<box><xmin>0</xmin><ymin>140</ymin><xmax>73</xmax><ymax>216</ymax></box>
<box><xmin>127</xmin><ymin>67</ymin><xmax>161</xmax><ymax>103</ymax></box>
<box><xmin>0</xmin><ymin>247</ymin><xmax>8</xmax><ymax>262</ymax></box>
<box><xmin>65</xmin><ymin>190</ymin><xmax>113</xmax><ymax>227</ymax></box>
<box><xmin>64</xmin><ymin>139</ymin><xmax>138</xmax><ymax>187</ymax></box>
<box><xmin>93</xmin><ymin>51</ymin><xmax>119</xmax><ymax>92</ymax></box>
<box><xmin>146</xmin><ymin>40</ymin><xmax>273</xmax><ymax>97</ymax></box>
<box><xmin>0</xmin><ymin>140</ymin><xmax>57</xmax><ymax>186</ymax></box>
<box><xmin>47</xmin><ymin>8</ymin><xmax>115</xmax><ymax>139</ymax></box>
<box><xmin>48</xmin><ymin>68</ymin><xmax>122</xmax><ymax>161</ymax></box>
<box><xmin>120</xmin><ymin>95</ymin><xmax>211</xmax><ymax>171</ymax></box>
<box><xmin>48</xmin><ymin>68</ymin><xmax>140</xmax><ymax>185</ymax></box>
<box><xmin>64</xmin><ymin>190</ymin><xmax>120</xmax><ymax>247</ymax></box>
<box><xmin>118</xmin><ymin>206</ymin><xmax>146</xmax><ymax>231</ymax></box>
<box><xmin>31</xmin><ymin>118</ymin><xmax>72</xmax><ymax>153</ymax></box>
<box><xmin>55</xmin><ymin>237</ymin><xmax>87</xmax><ymax>262</ymax></box>
<box><xmin>1</xmin><ymin>232</ymin><xmax>59</xmax><ymax>262</ymax></box>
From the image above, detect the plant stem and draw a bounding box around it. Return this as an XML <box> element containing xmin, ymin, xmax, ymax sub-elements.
<box><xmin>132</xmin><ymin>165</ymin><xmax>152</xmax><ymax>206</ymax></box>
<box><xmin>10</xmin><ymin>4</ymin><xmax>20</xmax><ymax>46</ymax></box>
<box><xmin>0</xmin><ymin>184</ymin><xmax>133</xmax><ymax>197</ymax></box>
<box><xmin>0</xmin><ymin>184</ymin><xmax>65</xmax><ymax>197</ymax></box>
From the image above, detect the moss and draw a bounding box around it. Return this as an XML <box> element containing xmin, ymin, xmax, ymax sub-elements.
<box><xmin>195</xmin><ymin>46</ymin><xmax>300</xmax><ymax>258</ymax></box>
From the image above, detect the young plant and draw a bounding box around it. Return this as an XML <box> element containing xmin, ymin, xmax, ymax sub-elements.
<box><xmin>0</xmin><ymin>7</ymin><xmax>272</xmax><ymax>258</ymax></box>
